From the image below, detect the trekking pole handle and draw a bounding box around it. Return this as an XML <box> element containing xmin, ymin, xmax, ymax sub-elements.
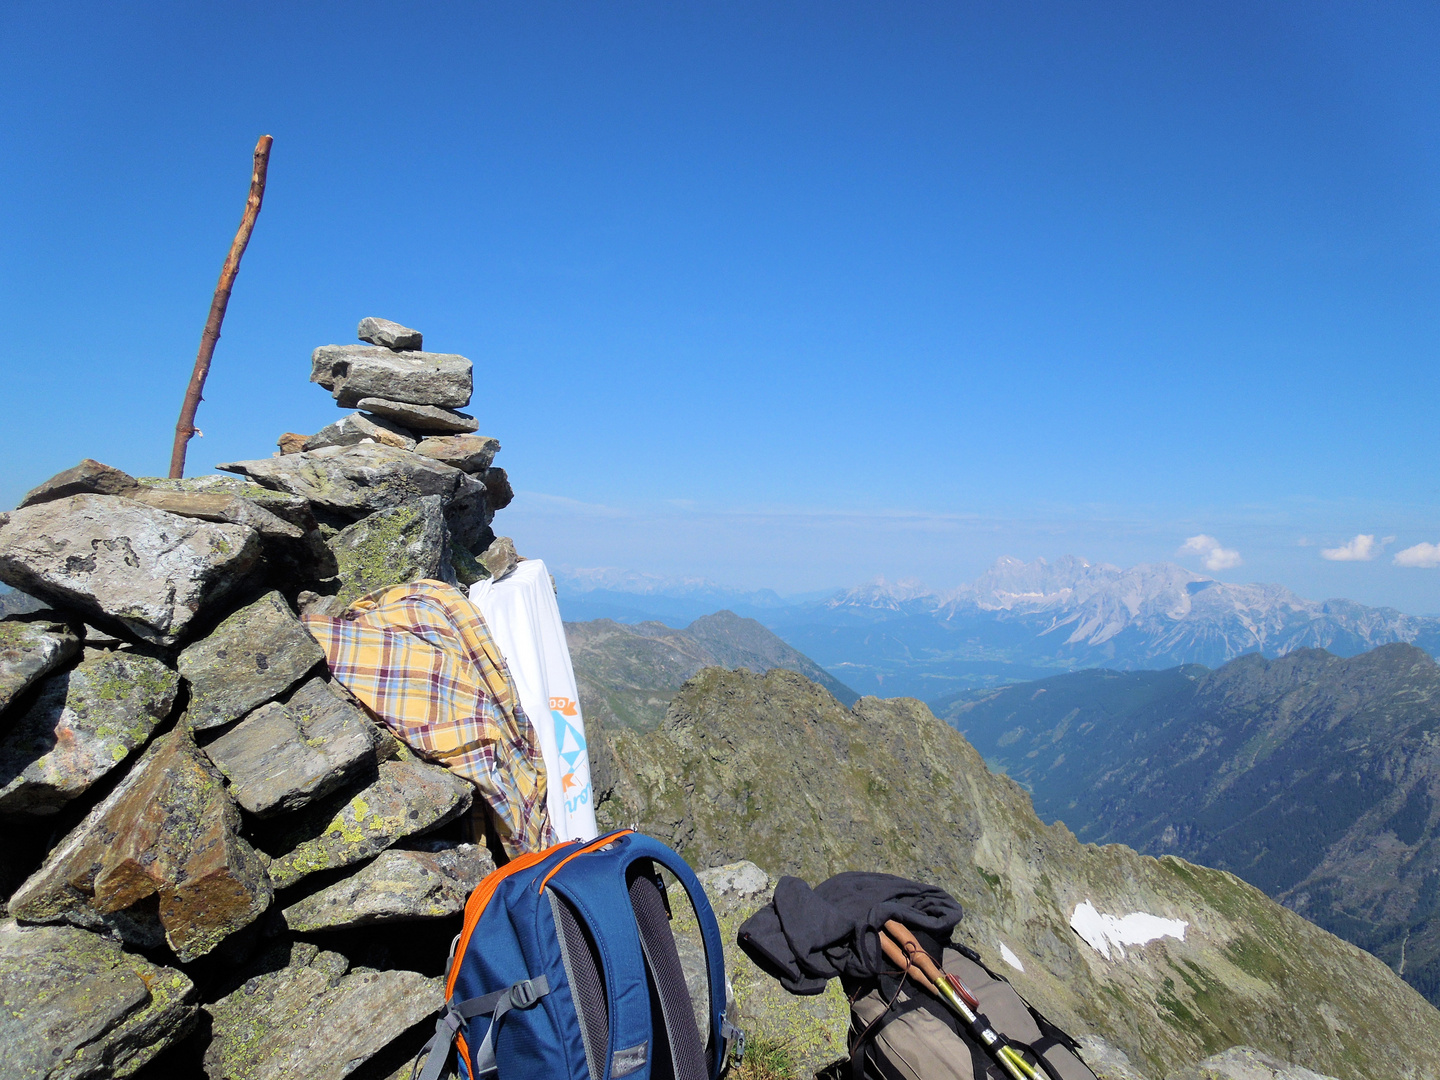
<box><xmin>881</xmin><ymin>922</ymin><xmax>1049</xmax><ymax>1080</ymax></box>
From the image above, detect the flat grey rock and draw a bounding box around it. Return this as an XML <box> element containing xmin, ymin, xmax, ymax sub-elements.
<box><xmin>310</xmin><ymin>344</ymin><xmax>471</xmax><ymax>408</ymax></box>
<box><xmin>178</xmin><ymin>591</ymin><xmax>325</xmax><ymax>731</ymax></box>
<box><xmin>265</xmin><ymin>759</ymin><xmax>473</xmax><ymax>889</ymax></box>
<box><xmin>124</xmin><ymin>488</ymin><xmax>304</xmax><ymax>539</ymax></box>
<box><xmin>9</xmin><ymin>726</ymin><xmax>273</xmax><ymax>962</ymax></box>
<box><xmin>204</xmin><ymin>678</ymin><xmax>379</xmax><ymax>817</ymax></box>
<box><xmin>326</xmin><ymin>497</ymin><xmax>452</xmax><ymax>609</ymax></box>
<box><xmin>134</xmin><ymin>476</ymin><xmax>340</xmax><ymax>582</ymax></box>
<box><xmin>0</xmin><ymin>920</ymin><xmax>198</xmax><ymax>1080</ymax></box>
<box><xmin>303</xmin><ymin>412</ymin><xmax>416</xmax><ymax>452</ymax></box>
<box><xmin>479</xmin><ymin>536</ymin><xmax>518</xmax><ymax>581</ymax></box>
<box><xmin>0</xmin><ymin>614</ymin><xmax>80</xmax><ymax>717</ymax></box>
<box><xmin>411</xmin><ymin>434</ymin><xmax>499</xmax><ymax>472</ymax></box>
<box><xmin>1166</xmin><ymin>1047</ymin><xmax>1338</xmax><ymax>1080</ymax></box>
<box><xmin>204</xmin><ymin>947</ymin><xmax>439</xmax><ymax>1080</ymax></box>
<box><xmin>0</xmin><ymin>647</ymin><xmax>179</xmax><ymax>814</ymax></box>
<box><xmin>0</xmin><ymin>495</ymin><xmax>263</xmax><ymax>647</ymax></box>
<box><xmin>357</xmin><ymin>317</ymin><xmax>423</xmax><ymax>351</ymax></box>
<box><xmin>136</xmin><ymin>475</ymin><xmax>319</xmax><ymax>531</ymax></box>
<box><xmin>281</xmin><ymin>844</ymin><xmax>494</xmax><ymax>931</ymax></box>
<box><xmin>357</xmin><ymin>397</ymin><xmax>479</xmax><ymax>433</ymax></box>
<box><xmin>18</xmin><ymin>459</ymin><xmax>140</xmax><ymax>509</ymax></box>
<box><xmin>217</xmin><ymin>444</ymin><xmax>484</xmax><ymax>519</ymax></box>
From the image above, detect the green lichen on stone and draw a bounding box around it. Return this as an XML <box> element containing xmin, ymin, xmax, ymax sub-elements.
<box><xmin>450</xmin><ymin>540</ymin><xmax>488</xmax><ymax>587</ymax></box>
<box><xmin>328</xmin><ymin>503</ymin><xmax>444</xmax><ymax>608</ymax></box>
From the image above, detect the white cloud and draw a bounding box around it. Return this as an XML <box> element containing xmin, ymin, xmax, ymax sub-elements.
<box><xmin>1178</xmin><ymin>534</ymin><xmax>1243</xmax><ymax>572</ymax></box>
<box><xmin>1321</xmin><ymin>534</ymin><xmax>1382</xmax><ymax>562</ymax></box>
<box><xmin>1395</xmin><ymin>542</ymin><xmax>1440</xmax><ymax>569</ymax></box>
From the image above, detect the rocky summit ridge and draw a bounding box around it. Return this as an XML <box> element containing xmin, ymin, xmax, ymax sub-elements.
<box><xmin>592</xmin><ymin>666</ymin><xmax>1440</xmax><ymax>1080</ymax></box>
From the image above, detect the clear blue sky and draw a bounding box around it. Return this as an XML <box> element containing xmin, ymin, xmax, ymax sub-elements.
<box><xmin>3</xmin><ymin>2</ymin><xmax>1438</xmax><ymax>610</ymax></box>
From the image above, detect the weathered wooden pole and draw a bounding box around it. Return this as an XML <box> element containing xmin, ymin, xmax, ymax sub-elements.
<box><xmin>168</xmin><ymin>134</ymin><xmax>273</xmax><ymax>479</ymax></box>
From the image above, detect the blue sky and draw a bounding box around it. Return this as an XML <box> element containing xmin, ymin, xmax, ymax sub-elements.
<box><xmin>3</xmin><ymin>2</ymin><xmax>1438</xmax><ymax>609</ymax></box>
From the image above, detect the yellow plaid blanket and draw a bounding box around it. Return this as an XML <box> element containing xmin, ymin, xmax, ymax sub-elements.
<box><xmin>302</xmin><ymin>579</ymin><xmax>554</xmax><ymax>855</ymax></box>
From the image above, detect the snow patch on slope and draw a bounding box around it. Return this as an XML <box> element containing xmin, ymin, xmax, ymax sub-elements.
<box><xmin>1070</xmin><ymin>900</ymin><xmax>1187</xmax><ymax>960</ymax></box>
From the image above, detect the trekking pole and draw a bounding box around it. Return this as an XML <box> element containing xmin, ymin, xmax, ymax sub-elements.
<box><xmin>879</xmin><ymin>921</ymin><xmax>1050</xmax><ymax>1080</ymax></box>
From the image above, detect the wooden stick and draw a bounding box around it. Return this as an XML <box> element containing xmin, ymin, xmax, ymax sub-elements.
<box><xmin>168</xmin><ymin>134</ymin><xmax>273</xmax><ymax>479</ymax></box>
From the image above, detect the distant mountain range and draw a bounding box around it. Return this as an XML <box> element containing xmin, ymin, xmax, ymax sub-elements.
<box><xmin>559</xmin><ymin>556</ymin><xmax>1440</xmax><ymax>700</ymax></box>
<box><xmin>942</xmin><ymin>643</ymin><xmax>1440</xmax><ymax>1006</ymax></box>
<box><xmin>565</xmin><ymin>609</ymin><xmax>858</xmax><ymax>734</ymax></box>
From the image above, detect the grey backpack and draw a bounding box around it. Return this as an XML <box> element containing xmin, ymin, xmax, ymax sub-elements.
<box><xmin>847</xmin><ymin>944</ymin><xmax>1098</xmax><ymax>1080</ymax></box>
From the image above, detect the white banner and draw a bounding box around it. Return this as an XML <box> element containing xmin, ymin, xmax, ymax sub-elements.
<box><xmin>469</xmin><ymin>559</ymin><xmax>598</xmax><ymax>841</ymax></box>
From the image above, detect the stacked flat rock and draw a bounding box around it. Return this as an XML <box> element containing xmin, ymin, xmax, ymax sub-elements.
<box><xmin>0</xmin><ymin>320</ymin><xmax>531</xmax><ymax>1075</ymax></box>
<box><xmin>311</xmin><ymin>317</ymin><xmax>477</xmax><ymax>432</ymax></box>
<box><xmin>250</xmin><ymin>318</ymin><xmax>521</xmax><ymax>601</ymax></box>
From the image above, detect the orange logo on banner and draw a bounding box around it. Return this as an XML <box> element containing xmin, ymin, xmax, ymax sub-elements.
<box><xmin>549</xmin><ymin>696</ymin><xmax>578</xmax><ymax>716</ymax></box>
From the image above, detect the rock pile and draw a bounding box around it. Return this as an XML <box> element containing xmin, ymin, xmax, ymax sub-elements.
<box><xmin>0</xmin><ymin>318</ymin><xmax>530</xmax><ymax>1079</ymax></box>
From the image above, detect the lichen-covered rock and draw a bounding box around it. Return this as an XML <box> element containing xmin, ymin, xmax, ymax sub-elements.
<box><xmin>9</xmin><ymin>726</ymin><xmax>273</xmax><ymax>961</ymax></box>
<box><xmin>124</xmin><ymin>488</ymin><xmax>304</xmax><ymax>539</ymax></box>
<box><xmin>447</xmin><ymin>540</ymin><xmax>487</xmax><ymax>587</ymax></box>
<box><xmin>1167</xmin><ymin>1047</ymin><xmax>1338</xmax><ymax>1080</ymax></box>
<box><xmin>178</xmin><ymin>590</ymin><xmax>324</xmax><ymax>731</ymax></box>
<box><xmin>18</xmin><ymin>459</ymin><xmax>140</xmax><ymax>509</ymax></box>
<box><xmin>304</xmin><ymin>412</ymin><xmax>416</xmax><ymax>452</ymax></box>
<box><xmin>324</xmin><ymin>497</ymin><xmax>452</xmax><ymax>609</ymax></box>
<box><xmin>136</xmin><ymin>475</ymin><xmax>342</xmax><ymax>582</ymax></box>
<box><xmin>0</xmin><ymin>647</ymin><xmax>179</xmax><ymax>814</ymax></box>
<box><xmin>310</xmin><ymin>343</ymin><xmax>471</xmax><ymax>408</ymax></box>
<box><xmin>217</xmin><ymin>443</ymin><xmax>484</xmax><ymax>519</ymax></box>
<box><xmin>281</xmin><ymin>843</ymin><xmax>494</xmax><ymax>931</ymax></box>
<box><xmin>0</xmin><ymin>614</ymin><xmax>80</xmax><ymax>717</ymax></box>
<box><xmin>204</xmin><ymin>678</ymin><xmax>379</xmax><ymax>817</ymax></box>
<box><xmin>0</xmin><ymin>920</ymin><xmax>198</xmax><ymax>1080</ymax></box>
<box><xmin>357</xmin><ymin>316</ymin><xmax>423</xmax><ymax>351</ymax></box>
<box><xmin>264</xmin><ymin>759</ymin><xmax>473</xmax><ymax>889</ymax></box>
<box><xmin>0</xmin><ymin>495</ymin><xmax>263</xmax><ymax>646</ymax></box>
<box><xmin>411</xmin><ymin>434</ymin><xmax>499</xmax><ymax>472</ymax></box>
<box><xmin>204</xmin><ymin>945</ymin><xmax>440</xmax><ymax>1080</ymax></box>
<box><xmin>356</xmin><ymin>397</ymin><xmax>479</xmax><ymax>434</ymax></box>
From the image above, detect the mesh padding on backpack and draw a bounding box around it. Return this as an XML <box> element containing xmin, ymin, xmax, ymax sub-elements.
<box><xmin>628</xmin><ymin>864</ymin><xmax>708</xmax><ymax>1080</ymax></box>
<box><xmin>551</xmin><ymin>890</ymin><xmax>609</xmax><ymax>1080</ymax></box>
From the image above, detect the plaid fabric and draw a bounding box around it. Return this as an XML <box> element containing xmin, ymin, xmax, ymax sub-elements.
<box><xmin>302</xmin><ymin>579</ymin><xmax>554</xmax><ymax>855</ymax></box>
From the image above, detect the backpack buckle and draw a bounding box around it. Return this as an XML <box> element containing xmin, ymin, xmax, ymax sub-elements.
<box><xmin>510</xmin><ymin>978</ymin><xmax>542</xmax><ymax>1009</ymax></box>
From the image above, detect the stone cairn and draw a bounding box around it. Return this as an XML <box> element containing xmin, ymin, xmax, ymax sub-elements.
<box><xmin>0</xmin><ymin>318</ymin><xmax>526</xmax><ymax>1079</ymax></box>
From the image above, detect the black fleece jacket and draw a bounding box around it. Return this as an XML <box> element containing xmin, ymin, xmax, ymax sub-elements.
<box><xmin>736</xmin><ymin>871</ymin><xmax>964</xmax><ymax>995</ymax></box>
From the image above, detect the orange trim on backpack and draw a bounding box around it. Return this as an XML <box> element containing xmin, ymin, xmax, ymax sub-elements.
<box><xmin>445</xmin><ymin>841</ymin><xmax>575</xmax><ymax>999</ymax></box>
<box><xmin>456</xmin><ymin>1031</ymin><xmax>472</xmax><ymax>1078</ymax></box>
<box><xmin>537</xmin><ymin>830</ymin><xmax>635</xmax><ymax>895</ymax></box>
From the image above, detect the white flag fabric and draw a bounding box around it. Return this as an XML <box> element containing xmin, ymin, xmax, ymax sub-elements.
<box><xmin>468</xmin><ymin>559</ymin><xmax>598</xmax><ymax>842</ymax></box>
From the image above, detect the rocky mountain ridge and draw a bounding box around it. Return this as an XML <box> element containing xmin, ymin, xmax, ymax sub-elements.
<box><xmin>943</xmin><ymin>643</ymin><xmax>1440</xmax><ymax>1007</ymax></box>
<box><xmin>591</xmin><ymin>665</ymin><xmax>1440</xmax><ymax>1080</ymax></box>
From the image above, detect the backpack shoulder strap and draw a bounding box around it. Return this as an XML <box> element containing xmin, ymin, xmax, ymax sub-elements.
<box><xmin>625</xmin><ymin>834</ymin><xmax>730</xmax><ymax>1074</ymax></box>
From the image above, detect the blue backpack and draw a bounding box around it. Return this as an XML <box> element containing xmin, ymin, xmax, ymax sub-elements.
<box><xmin>416</xmin><ymin>829</ymin><xmax>741</xmax><ymax>1080</ymax></box>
